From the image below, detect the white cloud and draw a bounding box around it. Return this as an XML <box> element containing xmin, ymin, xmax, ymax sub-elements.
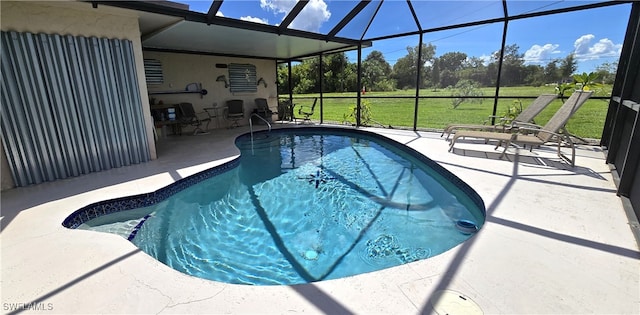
<box><xmin>241</xmin><ymin>16</ymin><xmax>269</xmax><ymax>24</ymax></box>
<box><xmin>573</xmin><ymin>34</ymin><xmax>595</xmax><ymax>56</ymax></box>
<box><xmin>260</xmin><ymin>0</ymin><xmax>296</xmax><ymax>14</ymax></box>
<box><xmin>291</xmin><ymin>0</ymin><xmax>331</xmax><ymax>33</ymax></box>
<box><xmin>523</xmin><ymin>43</ymin><xmax>561</xmax><ymax>64</ymax></box>
<box><xmin>573</xmin><ymin>34</ymin><xmax>622</xmax><ymax>61</ymax></box>
<box><xmin>216</xmin><ymin>11</ymin><xmax>224</xmax><ymax>17</ymax></box>
<box><xmin>261</xmin><ymin>0</ymin><xmax>330</xmax><ymax>33</ymax></box>
<box><xmin>478</xmin><ymin>54</ymin><xmax>492</xmax><ymax>66</ymax></box>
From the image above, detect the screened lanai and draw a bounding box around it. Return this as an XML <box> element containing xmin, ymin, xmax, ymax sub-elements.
<box><xmin>1</xmin><ymin>2</ymin><xmax>639</xmax><ymax>313</ymax></box>
<box><xmin>103</xmin><ymin>0</ymin><xmax>634</xmax><ymax>130</ymax></box>
<box><xmin>2</xmin><ymin>0</ymin><xmax>639</xmax><ymax>218</ymax></box>
<box><xmin>88</xmin><ymin>0</ymin><xmax>640</xmax><ymax>219</ymax></box>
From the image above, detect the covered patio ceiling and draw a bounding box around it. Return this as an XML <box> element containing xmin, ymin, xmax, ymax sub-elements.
<box><xmin>90</xmin><ymin>0</ymin><xmax>622</xmax><ymax>62</ymax></box>
<box><xmin>93</xmin><ymin>0</ymin><xmax>370</xmax><ymax>61</ymax></box>
<box><xmin>139</xmin><ymin>18</ymin><xmax>365</xmax><ymax>60</ymax></box>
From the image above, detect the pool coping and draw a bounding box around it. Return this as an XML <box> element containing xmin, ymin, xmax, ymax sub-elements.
<box><xmin>63</xmin><ymin>126</ymin><xmax>486</xmax><ymax>230</ymax></box>
<box><xmin>2</xmin><ymin>125</ymin><xmax>638</xmax><ymax>314</ymax></box>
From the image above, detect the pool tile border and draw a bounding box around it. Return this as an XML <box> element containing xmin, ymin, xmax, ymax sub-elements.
<box><xmin>62</xmin><ymin>159</ymin><xmax>240</xmax><ymax>229</ymax></box>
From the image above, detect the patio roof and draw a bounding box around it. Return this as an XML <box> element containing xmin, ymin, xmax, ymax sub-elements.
<box><xmin>92</xmin><ymin>0</ymin><xmax>371</xmax><ymax>61</ymax></box>
<box><xmin>91</xmin><ymin>0</ymin><xmax>623</xmax><ymax>61</ymax></box>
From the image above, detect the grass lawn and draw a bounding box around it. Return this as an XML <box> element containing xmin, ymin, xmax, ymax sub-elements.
<box><xmin>284</xmin><ymin>86</ymin><xmax>611</xmax><ymax>139</ymax></box>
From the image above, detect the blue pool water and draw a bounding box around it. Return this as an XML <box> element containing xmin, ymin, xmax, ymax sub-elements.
<box><xmin>77</xmin><ymin>128</ymin><xmax>485</xmax><ymax>285</ymax></box>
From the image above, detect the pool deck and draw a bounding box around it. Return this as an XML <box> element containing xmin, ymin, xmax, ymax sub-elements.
<box><xmin>1</xmin><ymin>125</ymin><xmax>639</xmax><ymax>314</ymax></box>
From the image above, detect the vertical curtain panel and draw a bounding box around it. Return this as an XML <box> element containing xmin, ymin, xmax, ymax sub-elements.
<box><xmin>0</xmin><ymin>31</ymin><xmax>150</xmax><ymax>187</ymax></box>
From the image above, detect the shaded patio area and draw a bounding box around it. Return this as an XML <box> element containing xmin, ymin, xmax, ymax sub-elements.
<box><xmin>1</xmin><ymin>126</ymin><xmax>638</xmax><ymax>314</ymax></box>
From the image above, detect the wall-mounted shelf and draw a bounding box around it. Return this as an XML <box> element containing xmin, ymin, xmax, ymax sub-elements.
<box><xmin>148</xmin><ymin>83</ymin><xmax>207</xmax><ymax>98</ymax></box>
<box><xmin>149</xmin><ymin>90</ymin><xmax>208</xmax><ymax>96</ymax></box>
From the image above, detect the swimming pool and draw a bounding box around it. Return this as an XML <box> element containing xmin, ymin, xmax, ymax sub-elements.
<box><xmin>64</xmin><ymin>127</ymin><xmax>485</xmax><ymax>285</ymax></box>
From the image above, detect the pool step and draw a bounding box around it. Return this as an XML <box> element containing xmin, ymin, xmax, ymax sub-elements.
<box><xmin>235</xmin><ymin>134</ymin><xmax>281</xmax><ymax>150</ymax></box>
<box><xmin>127</xmin><ymin>214</ymin><xmax>151</xmax><ymax>241</ymax></box>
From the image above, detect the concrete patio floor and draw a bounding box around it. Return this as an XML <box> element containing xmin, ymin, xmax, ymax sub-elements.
<box><xmin>1</xmin><ymin>125</ymin><xmax>639</xmax><ymax>314</ymax></box>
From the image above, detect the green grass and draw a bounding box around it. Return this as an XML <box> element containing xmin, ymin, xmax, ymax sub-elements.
<box><xmin>285</xmin><ymin>86</ymin><xmax>611</xmax><ymax>139</ymax></box>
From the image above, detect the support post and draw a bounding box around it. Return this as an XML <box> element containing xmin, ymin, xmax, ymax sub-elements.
<box><xmin>356</xmin><ymin>43</ymin><xmax>362</xmax><ymax>127</ymax></box>
<box><xmin>492</xmin><ymin>0</ymin><xmax>510</xmax><ymax>125</ymax></box>
<box><xmin>414</xmin><ymin>33</ymin><xmax>423</xmax><ymax>131</ymax></box>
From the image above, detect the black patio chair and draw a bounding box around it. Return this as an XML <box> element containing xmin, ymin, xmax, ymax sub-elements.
<box><xmin>298</xmin><ymin>98</ymin><xmax>318</xmax><ymax>123</ymax></box>
<box><xmin>178</xmin><ymin>102</ymin><xmax>212</xmax><ymax>135</ymax></box>
<box><xmin>254</xmin><ymin>98</ymin><xmax>274</xmax><ymax>123</ymax></box>
<box><xmin>225</xmin><ymin>99</ymin><xmax>245</xmax><ymax>128</ymax></box>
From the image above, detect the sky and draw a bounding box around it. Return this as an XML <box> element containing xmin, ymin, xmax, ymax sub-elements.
<box><xmin>179</xmin><ymin>0</ymin><xmax>631</xmax><ymax>73</ymax></box>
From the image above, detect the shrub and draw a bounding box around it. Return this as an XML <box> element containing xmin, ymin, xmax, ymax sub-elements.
<box><xmin>373</xmin><ymin>79</ymin><xmax>397</xmax><ymax>92</ymax></box>
<box><xmin>343</xmin><ymin>99</ymin><xmax>373</xmax><ymax>126</ymax></box>
<box><xmin>449</xmin><ymin>79</ymin><xmax>484</xmax><ymax>109</ymax></box>
<box><xmin>499</xmin><ymin>99</ymin><xmax>523</xmax><ymax>125</ymax></box>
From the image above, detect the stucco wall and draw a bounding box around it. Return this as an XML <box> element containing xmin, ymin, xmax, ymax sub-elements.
<box><xmin>0</xmin><ymin>1</ymin><xmax>155</xmax><ymax>190</ymax></box>
<box><xmin>144</xmin><ymin>51</ymin><xmax>278</xmax><ymax>128</ymax></box>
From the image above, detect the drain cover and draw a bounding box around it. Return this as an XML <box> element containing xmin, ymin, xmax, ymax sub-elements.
<box><xmin>429</xmin><ymin>290</ymin><xmax>483</xmax><ymax>315</ymax></box>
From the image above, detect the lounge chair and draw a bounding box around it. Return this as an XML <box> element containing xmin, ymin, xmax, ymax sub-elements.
<box><xmin>441</xmin><ymin>94</ymin><xmax>558</xmax><ymax>140</ymax></box>
<box><xmin>448</xmin><ymin>91</ymin><xmax>593</xmax><ymax>166</ymax></box>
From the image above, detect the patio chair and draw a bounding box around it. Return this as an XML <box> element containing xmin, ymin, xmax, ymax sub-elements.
<box><xmin>441</xmin><ymin>94</ymin><xmax>558</xmax><ymax>140</ymax></box>
<box><xmin>178</xmin><ymin>102</ymin><xmax>213</xmax><ymax>135</ymax></box>
<box><xmin>254</xmin><ymin>98</ymin><xmax>274</xmax><ymax>123</ymax></box>
<box><xmin>277</xmin><ymin>99</ymin><xmax>293</xmax><ymax>121</ymax></box>
<box><xmin>225</xmin><ymin>99</ymin><xmax>244</xmax><ymax>128</ymax></box>
<box><xmin>448</xmin><ymin>91</ymin><xmax>593</xmax><ymax>166</ymax></box>
<box><xmin>298</xmin><ymin>98</ymin><xmax>318</xmax><ymax>123</ymax></box>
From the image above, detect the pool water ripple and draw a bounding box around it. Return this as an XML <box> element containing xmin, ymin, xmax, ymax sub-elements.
<box><xmin>75</xmin><ymin>128</ymin><xmax>485</xmax><ymax>285</ymax></box>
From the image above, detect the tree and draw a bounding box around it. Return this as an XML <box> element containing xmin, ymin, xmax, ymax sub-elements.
<box><xmin>323</xmin><ymin>52</ymin><xmax>352</xmax><ymax>92</ymax></box>
<box><xmin>593</xmin><ymin>61</ymin><xmax>618</xmax><ymax>84</ymax></box>
<box><xmin>438</xmin><ymin>52</ymin><xmax>467</xmax><ymax>72</ymax></box>
<box><xmin>559</xmin><ymin>53</ymin><xmax>577</xmax><ymax>81</ymax></box>
<box><xmin>449</xmin><ymin>79</ymin><xmax>483</xmax><ymax>109</ymax></box>
<box><xmin>290</xmin><ymin>61</ymin><xmax>315</xmax><ymax>94</ymax></box>
<box><xmin>342</xmin><ymin>62</ymin><xmax>358</xmax><ymax>92</ymax></box>
<box><xmin>392</xmin><ymin>43</ymin><xmax>436</xmax><ymax>89</ymax></box>
<box><xmin>392</xmin><ymin>47</ymin><xmax>416</xmax><ymax>89</ymax></box>
<box><xmin>303</xmin><ymin>56</ymin><xmax>322</xmax><ymax>93</ymax></box>
<box><xmin>439</xmin><ymin>69</ymin><xmax>458</xmax><ymax>88</ymax></box>
<box><xmin>544</xmin><ymin>59</ymin><xmax>561</xmax><ymax>83</ymax></box>
<box><xmin>291</xmin><ymin>63</ymin><xmax>314</xmax><ymax>94</ymax></box>
<box><xmin>430</xmin><ymin>59</ymin><xmax>441</xmax><ymax>89</ymax></box>
<box><xmin>492</xmin><ymin>44</ymin><xmax>525</xmax><ymax>86</ymax></box>
<box><xmin>362</xmin><ymin>50</ymin><xmax>394</xmax><ymax>91</ymax></box>
<box><xmin>523</xmin><ymin>64</ymin><xmax>545</xmax><ymax>86</ymax></box>
<box><xmin>459</xmin><ymin>56</ymin><xmax>491</xmax><ymax>86</ymax></box>
<box><xmin>435</xmin><ymin>51</ymin><xmax>467</xmax><ymax>87</ymax></box>
<box><xmin>277</xmin><ymin>63</ymin><xmax>291</xmax><ymax>94</ymax></box>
